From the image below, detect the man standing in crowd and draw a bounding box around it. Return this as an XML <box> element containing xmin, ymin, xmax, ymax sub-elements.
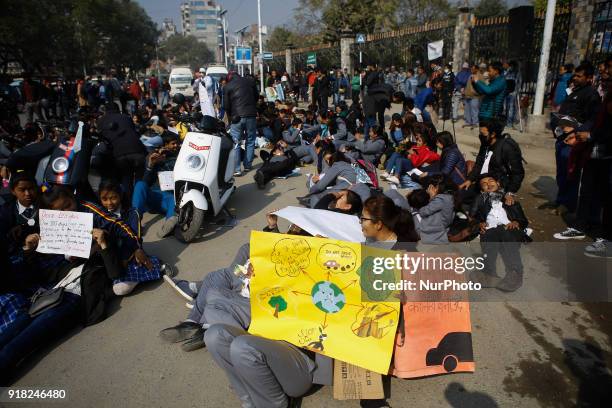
<box><xmin>149</xmin><ymin>74</ymin><xmax>159</xmax><ymax>105</ymax></box>
<box><xmin>472</xmin><ymin>61</ymin><xmax>507</xmax><ymax>125</ymax></box>
<box><xmin>21</xmin><ymin>77</ymin><xmax>41</xmax><ymax>123</ymax></box>
<box><xmin>464</xmin><ymin>64</ymin><xmax>483</xmax><ymax>129</ymax></box>
<box><xmin>455</xmin><ymin>62</ymin><xmax>471</xmax><ymax>123</ymax></box>
<box><xmin>97</xmin><ymin>102</ymin><xmax>148</xmax><ymax>201</ymax></box>
<box><xmin>553</xmin><ymin>62</ymin><xmax>605</xmax><ymax>243</ymax></box>
<box><xmin>316</xmin><ymin>69</ymin><xmax>331</xmax><ymax>113</ymax></box>
<box><xmin>415</xmin><ymin>66</ymin><xmax>427</xmax><ymax>95</ymax></box>
<box><xmin>224</xmin><ymin>71</ymin><xmax>258</xmax><ymax>176</ymax></box>
<box><xmin>503</xmin><ymin>61</ymin><xmax>521</xmax><ymax>129</ymax></box>
<box><xmin>194</xmin><ymin>68</ymin><xmax>217</xmax><ymax>118</ymax></box>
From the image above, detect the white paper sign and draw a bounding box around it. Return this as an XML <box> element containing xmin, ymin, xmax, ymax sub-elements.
<box><xmin>158</xmin><ymin>171</ymin><xmax>174</xmax><ymax>191</ymax></box>
<box><xmin>37</xmin><ymin>210</ymin><xmax>93</xmax><ymax>258</ymax></box>
<box><xmin>273</xmin><ymin>206</ymin><xmax>365</xmax><ymax>242</ymax></box>
<box><xmin>427</xmin><ymin>40</ymin><xmax>444</xmax><ymax>61</ymax></box>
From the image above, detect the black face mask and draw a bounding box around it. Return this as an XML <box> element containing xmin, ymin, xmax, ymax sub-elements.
<box><xmin>479</xmin><ymin>133</ymin><xmax>489</xmax><ymax>145</ymax></box>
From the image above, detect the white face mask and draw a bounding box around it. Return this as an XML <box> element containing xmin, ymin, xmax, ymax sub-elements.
<box><xmin>444</xmin><ymin>68</ymin><xmax>450</xmax><ymax>73</ymax></box>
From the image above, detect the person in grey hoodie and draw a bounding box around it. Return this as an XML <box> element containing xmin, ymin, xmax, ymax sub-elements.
<box><xmin>282</xmin><ymin>118</ymin><xmax>317</xmax><ymax>164</ymax></box>
<box><xmin>406</xmin><ymin>175</ymin><xmax>455</xmax><ymax>244</ymax></box>
<box><xmin>305</xmin><ymin>151</ymin><xmax>357</xmax><ymax>207</ymax></box>
<box><xmin>353</xmin><ymin>125</ymin><xmax>387</xmax><ymax>165</ymax></box>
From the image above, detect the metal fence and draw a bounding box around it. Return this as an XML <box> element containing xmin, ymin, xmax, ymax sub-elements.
<box><xmin>269</xmin><ymin>43</ymin><xmax>341</xmax><ymax>73</ymax></box>
<box><xmin>469</xmin><ymin>7</ymin><xmax>572</xmax><ymax>106</ymax></box>
<box><xmin>587</xmin><ymin>0</ymin><xmax>612</xmax><ymax>62</ymax></box>
<box><xmin>350</xmin><ymin>21</ymin><xmax>455</xmax><ymax>70</ymax></box>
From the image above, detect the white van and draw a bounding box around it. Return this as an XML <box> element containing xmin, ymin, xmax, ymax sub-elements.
<box><xmin>169</xmin><ymin>67</ymin><xmax>194</xmax><ymax>98</ymax></box>
<box><xmin>205</xmin><ymin>66</ymin><xmax>228</xmax><ymax>83</ymax></box>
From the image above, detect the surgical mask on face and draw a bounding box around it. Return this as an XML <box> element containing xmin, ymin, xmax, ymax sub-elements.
<box><xmin>444</xmin><ymin>68</ymin><xmax>450</xmax><ymax>73</ymax></box>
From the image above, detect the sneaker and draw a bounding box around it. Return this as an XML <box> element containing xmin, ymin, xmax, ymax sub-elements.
<box><xmin>254</xmin><ymin>171</ymin><xmax>265</xmax><ymax>189</ymax></box>
<box><xmin>553</xmin><ymin>228</ymin><xmax>586</xmax><ymax>240</ymax></box>
<box><xmin>159</xmin><ymin>321</ymin><xmax>203</xmax><ymax>343</ymax></box>
<box><xmin>163</xmin><ymin>277</ymin><xmax>198</xmax><ymax>301</ymax></box>
<box><xmin>233</xmin><ymin>171</ymin><xmax>243</xmax><ymax>177</ymax></box>
<box><xmin>386</xmin><ymin>176</ymin><xmax>400</xmax><ymax>185</ymax></box>
<box><xmin>584</xmin><ymin>238</ymin><xmax>612</xmax><ymax>258</ymax></box>
<box><xmin>160</xmin><ymin>263</ymin><xmax>178</xmax><ymax>278</ymax></box>
<box><xmin>380</xmin><ymin>171</ymin><xmax>390</xmax><ymax>179</ymax></box>
<box><xmin>158</xmin><ymin>215</ymin><xmax>178</xmax><ymax>238</ymax></box>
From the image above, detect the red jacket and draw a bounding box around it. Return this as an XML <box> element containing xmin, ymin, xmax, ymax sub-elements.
<box><xmin>408</xmin><ymin>145</ymin><xmax>440</xmax><ymax>168</ymax></box>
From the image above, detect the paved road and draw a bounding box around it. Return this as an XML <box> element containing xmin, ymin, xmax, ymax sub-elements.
<box><xmin>9</xmin><ymin>117</ymin><xmax>612</xmax><ymax>408</ymax></box>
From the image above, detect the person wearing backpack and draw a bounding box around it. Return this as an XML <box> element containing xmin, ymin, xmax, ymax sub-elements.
<box><xmin>459</xmin><ymin>118</ymin><xmax>524</xmax><ymax>206</ymax></box>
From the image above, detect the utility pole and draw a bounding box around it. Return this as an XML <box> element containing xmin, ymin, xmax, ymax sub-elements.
<box><xmin>257</xmin><ymin>0</ymin><xmax>264</xmax><ymax>94</ymax></box>
<box><xmin>533</xmin><ymin>0</ymin><xmax>556</xmax><ymax>115</ymax></box>
<box><xmin>220</xmin><ymin>9</ymin><xmax>228</xmax><ymax>67</ymax></box>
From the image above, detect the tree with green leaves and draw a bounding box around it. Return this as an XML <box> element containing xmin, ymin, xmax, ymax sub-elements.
<box><xmin>0</xmin><ymin>0</ymin><xmax>158</xmax><ymax>77</ymax></box>
<box><xmin>534</xmin><ymin>0</ymin><xmax>571</xmax><ymax>13</ymax></box>
<box><xmin>396</xmin><ymin>0</ymin><xmax>456</xmax><ymax>25</ymax></box>
<box><xmin>158</xmin><ymin>34</ymin><xmax>215</xmax><ymax>72</ymax></box>
<box><xmin>268</xmin><ymin>295</ymin><xmax>288</xmax><ymax>318</ymax></box>
<box><xmin>473</xmin><ymin>0</ymin><xmax>508</xmax><ymax>19</ymax></box>
<box><xmin>294</xmin><ymin>0</ymin><xmax>399</xmax><ymax>42</ymax></box>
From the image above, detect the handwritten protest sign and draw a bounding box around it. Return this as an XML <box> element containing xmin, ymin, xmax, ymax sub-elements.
<box><xmin>37</xmin><ymin>209</ymin><xmax>93</xmax><ymax>258</ymax></box>
<box><xmin>249</xmin><ymin>231</ymin><xmax>400</xmax><ymax>374</ymax></box>
<box><xmin>158</xmin><ymin>171</ymin><xmax>174</xmax><ymax>191</ymax></box>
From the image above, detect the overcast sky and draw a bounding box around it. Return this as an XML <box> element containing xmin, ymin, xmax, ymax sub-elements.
<box><xmin>135</xmin><ymin>0</ymin><xmax>300</xmax><ymax>33</ymax></box>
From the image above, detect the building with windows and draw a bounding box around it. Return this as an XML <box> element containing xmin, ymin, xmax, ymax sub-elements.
<box><xmin>161</xmin><ymin>18</ymin><xmax>177</xmax><ymax>41</ymax></box>
<box><xmin>180</xmin><ymin>1</ymin><xmax>223</xmax><ymax>63</ymax></box>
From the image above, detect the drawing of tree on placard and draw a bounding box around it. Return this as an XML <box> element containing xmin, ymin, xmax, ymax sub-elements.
<box><xmin>269</xmin><ymin>295</ymin><xmax>288</xmax><ymax>318</ymax></box>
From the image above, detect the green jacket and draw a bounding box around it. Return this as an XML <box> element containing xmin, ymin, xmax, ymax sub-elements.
<box><xmin>473</xmin><ymin>76</ymin><xmax>506</xmax><ymax>120</ymax></box>
<box><xmin>351</xmin><ymin>75</ymin><xmax>361</xmax><ymax>92</ymax></box>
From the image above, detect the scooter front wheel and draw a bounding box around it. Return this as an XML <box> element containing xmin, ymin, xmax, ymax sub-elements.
<box><xmin>175</xmin><ymin>202</ymin><xmax>205</xmax><ymax>243</ymax></box>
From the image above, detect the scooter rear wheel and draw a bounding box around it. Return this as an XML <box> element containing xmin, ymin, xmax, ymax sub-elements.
<box><xmin>175</xmin><ymin>202</ymin><xmax>205</xmax><ymax>243</ymax></box>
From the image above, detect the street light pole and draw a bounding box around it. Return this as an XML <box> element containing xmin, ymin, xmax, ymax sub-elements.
<box><xmin>220</xmin><ymin>9</ymin><xmax>228</xmax><ymax>68</ymax></box>
<box><xmin>257</xmin><ymin>0</ymin><xmax>264</xmax><ymax>93</ymax></box>
<box><xmin>533</xmin><ymin>0</ymin><xmax>556</xmax><ymax>116</ymax></box>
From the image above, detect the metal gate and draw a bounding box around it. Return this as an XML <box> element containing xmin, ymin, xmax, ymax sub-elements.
<box><xmin>587</xmin><ymin>0</ymin><xmax>612</xmax><ymax>62</ymax></box>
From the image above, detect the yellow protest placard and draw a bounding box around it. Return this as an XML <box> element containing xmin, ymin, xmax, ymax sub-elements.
<box><xmin>248</xmin><ymin>231</ymin><xmax>400</xmax><ymax>374</ymax></box>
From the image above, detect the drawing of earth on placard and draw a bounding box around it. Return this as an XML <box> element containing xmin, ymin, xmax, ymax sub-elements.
<box><xmin>311</xmin><ymin>281</ymin><xmax>346</xmax><ymax>314</ymax></box>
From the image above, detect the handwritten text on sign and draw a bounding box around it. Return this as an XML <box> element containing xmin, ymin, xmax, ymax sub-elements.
<box><xmin>37</xmin><ymin>210</ymin><xmax>93</xmax><ymax>258</ymax></box>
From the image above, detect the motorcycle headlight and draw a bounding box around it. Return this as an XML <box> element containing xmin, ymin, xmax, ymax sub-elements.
<box><xmin>185</xmin><ymin>154</ymin><xmax>204</xmax><ymax>171</ymax></box>
<box><xmin>51</xmin><ymin>157</ymin><xmax>70</xmax><ymax>173</ymax></box>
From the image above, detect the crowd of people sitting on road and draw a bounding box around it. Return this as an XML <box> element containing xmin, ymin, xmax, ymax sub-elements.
<box><xmin>0</xmin><ymin>54</ymin><xmax>610</xmax><ymax>406</ymax></box>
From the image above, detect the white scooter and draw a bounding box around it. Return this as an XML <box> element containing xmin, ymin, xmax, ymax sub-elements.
<box><xmin>173</xmin><ymin>122</ymin><xmax>237</xmax><ymax>243</ymax></box>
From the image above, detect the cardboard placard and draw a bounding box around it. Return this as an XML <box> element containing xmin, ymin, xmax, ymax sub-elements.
<box><xmin>158</xmin><ymin>171</ymin><xmax>174</xmax><ymax>191</ymax></box>
<box><xmin>333</xmin><ymin>360</ymin><xmax>384</xmax><ymax>400</ymax></box>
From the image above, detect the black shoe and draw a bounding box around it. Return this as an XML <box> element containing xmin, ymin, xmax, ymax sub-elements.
<box><xmin>470</xmin><ymin>270</ymin><xmax>500</xmax><ymax>288</ymax></box>
<box><xmin>496</xmin><ymin>271</ymin><xmax>523</xmax><ymax>292</ymax></box>
<box><xmin>180</xmin><ymin>332</ymin><xmax>206</xmax><ymax>352</ymax></box>
<box><xmin>254</xmin><ymin>171</ymin><xmax>265</xmax><ymax>189</ymax></box>
<box><xmin>297</xmin><ymin>196</ymin><xmax>311</xmax><ymax>207</ymax></box>
<box><xmin>159</xmin><ymin>322</ymin><xmax>203</xmax><ymax>343</ymax></box>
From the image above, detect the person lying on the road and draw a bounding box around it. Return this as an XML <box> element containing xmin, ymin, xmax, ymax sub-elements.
<box><xmin>469</xmin><ymin>174</ymin><xmax>530</xmax><ymax>292</ymax></box>
<box><xmin>253</xmin><ymin>143</ymin><xmax>300</xmax><ymax>189</ymax></box>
